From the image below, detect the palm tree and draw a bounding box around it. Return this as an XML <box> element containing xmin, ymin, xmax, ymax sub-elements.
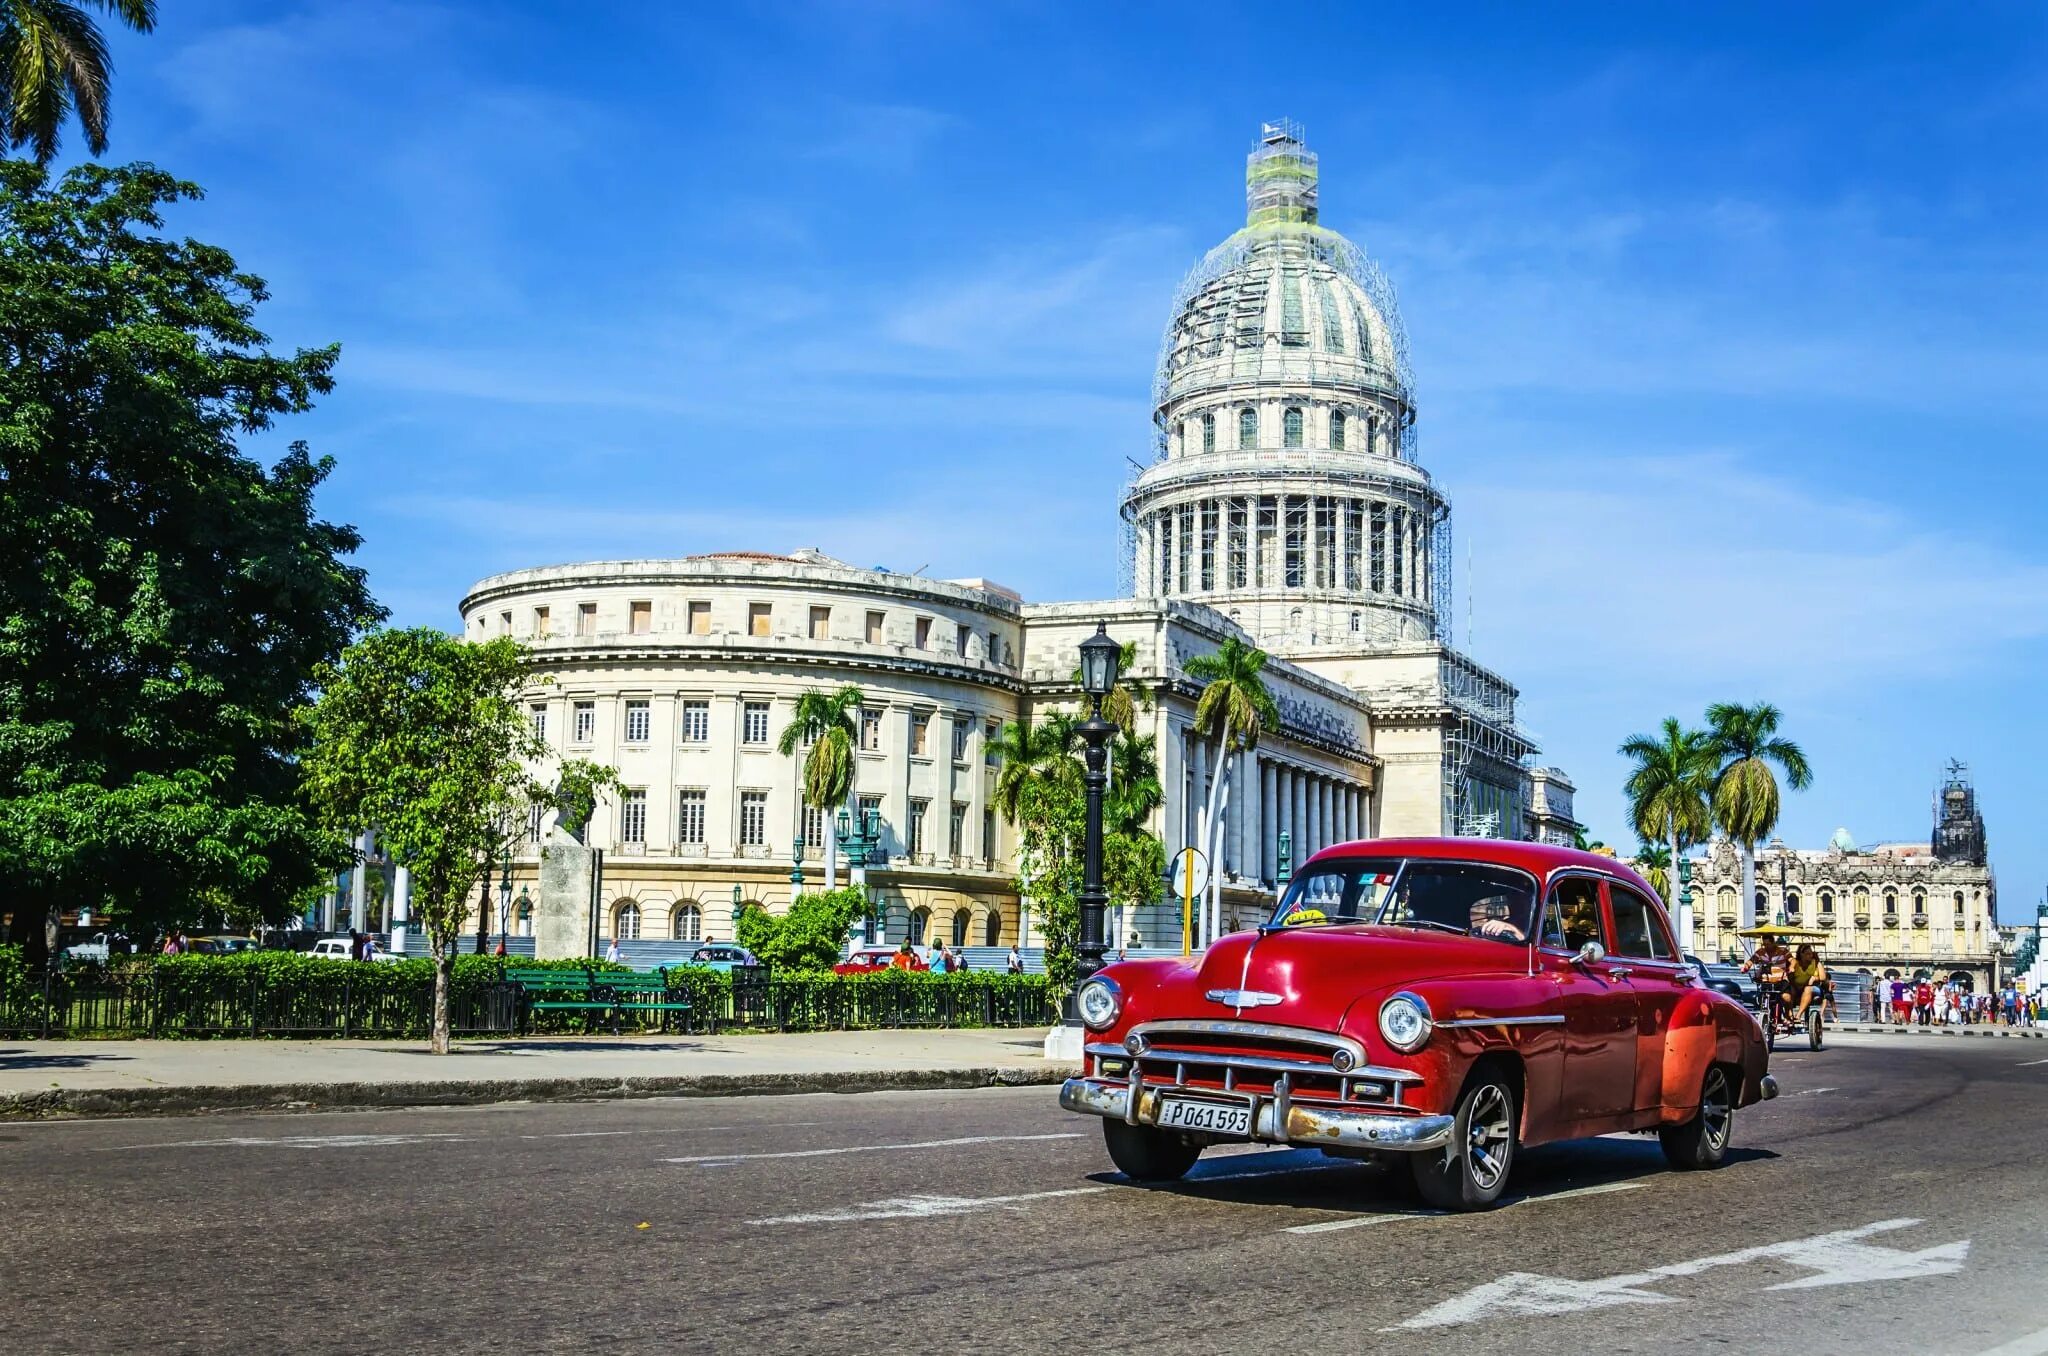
<box><xmin>988</xmin><ymin>717</ymin><xmax>1068</xmax><ymax>832</ymax></box>
<box><xmin>1107</xmin><ymin>731</ymin><xmax>1163</xmax><ymax>836</ymax></box>
<box><xmin>777</xmin><ymin>685</ymin><xmax>863</xmax><ymax>889</ymax></box>
<box><xmin>1632</xmin><ymin>843</ymin><xmax>1672</xmax><ymax>903</ymax></box>
<box><xmin>1</xmin><ymin>1</ymin><xmax>156</xmax><ymax>163</ymax></box>
<box><xmin>1704</xmin><ymin>702</ymin><xmax>1813</xmax><ymax>930</ymax></box>
<box><xmin>1184</xmin><ymin>638</ymin><xmax>1278</xmax><ymax>947</ymax></box>
<box><xmin>1619</xmin><ymin>717</ymin><xmax>1716</xmax><ymax>939</ymax></box>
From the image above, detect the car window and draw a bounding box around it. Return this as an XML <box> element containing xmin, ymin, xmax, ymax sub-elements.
<box><xmin>1540</xmin><ymin>876</ymin><xmax>1606</xmax><ymax>953</ymax></box>
<box><xmin>1613</xmin><ymin>888</ymin><xmax>1662</xmax><ymax>962</ymax></box>
<box><xmin>1272</xmin><ymin>857</ymin><xmax>1535</xmax><ymax>942</ymax></box>
<box><xmin>1607</xmin><ymin>884</ymin><xmax>1668</xmax><ymax>959</ymax></box>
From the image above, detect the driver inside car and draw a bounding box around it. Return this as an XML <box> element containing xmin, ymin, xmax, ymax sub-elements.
<box><xmin>1469</xmin><ymin>894</ymin><xmax>1526</xmax><ymax>942</ymax></box>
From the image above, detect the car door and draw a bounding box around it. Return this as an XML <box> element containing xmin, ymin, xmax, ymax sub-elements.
<box><xmin>1606</xmin><ymin>881</ymin><xmax>1689</xmax><ymax>1116</ymax></box>
<box><xmin>1537</xmin><ymin>873</ymin><xmax>1638</xmax><ymax>1127</ymax></box>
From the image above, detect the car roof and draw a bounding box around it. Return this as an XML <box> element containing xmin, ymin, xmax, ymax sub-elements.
<box><xmin>1302</xmin><ymin>836</ymin><xmax>1664</xmax><ymax>901</ymax></box>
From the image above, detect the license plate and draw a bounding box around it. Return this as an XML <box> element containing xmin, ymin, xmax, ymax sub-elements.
<box><xmin>1155</xmin><ymin>1096</ymin><xmax>1252</xmax><ymax>1136</ymax></box>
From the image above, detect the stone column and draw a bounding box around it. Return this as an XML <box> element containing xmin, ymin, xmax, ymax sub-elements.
<box><xmin>1261</xmin><ymin>759</ymin><xmax>1278</xmax><ymax>883</ymax></box>
<box><xmin>1293</xmin><ymin>773</ymin><xmax>1309</xmax><ymax>863</ymax></box>
<box><xmin>391</xmin><ymin>865</ymin><xmax>411</xmax><ymax>954</ymax></box>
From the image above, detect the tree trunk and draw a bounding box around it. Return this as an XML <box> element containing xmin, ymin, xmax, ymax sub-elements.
<box><xmin>1209</xmin><ymin>768</ymin><xmax>1233</xmax><ymax>942</ymax></box>
<box><xmin>1669</xmin><ymin>824</ymin><xmax>1688</xmax><ymax>950</ymax></box>
<box><xmin>431</xmin><ymin>947</ymin><xmax>453</xmax><ymax>1055</ymax></box>
<box><xmin>1199</xmin><ymin>724</ymin><xmax>1233</xmax><ymax>949</ymax></box>
<box><xmin>821</xmin><ymin>811</ymin><xmax>838</xmax><ymax>891</ymax></box>
<box><xmin>1738</xmin><ymin>839</ymin><xmax>1757</xmax><ymax>940</ymax></box>
<box><xmin>474</xmin><ymin>873</ymin><xmax>490</xmax><ymax>954</ymax></box>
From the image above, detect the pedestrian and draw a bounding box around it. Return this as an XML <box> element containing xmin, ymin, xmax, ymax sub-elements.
<box><xmin>890</xmin><ymin>940</ymin><xmax>917</xmax><ymax>971</ymax></box>
<box><xmin>604</xmin><ymin>936</ymin><xmax>623</xmax><ymax>964</ymax></box>
<box><xmin>1915</xmin><ymin>978</ymin><xmax>1934</xmax><ymax>1025</ymax></box>
<box><xmin>160</xmin><ymin>930</ymin><xmax>183</xmax><ymax>957</ymax></box>
<box><xmin>1007</xmin><ymin>944</ymin><xmax>1023</xmax><ymax>975</ymax></box>
<box><xmin>929</xmin><ymin>944</ymin><xmax>950</xmax><ymax>975</ymax></box>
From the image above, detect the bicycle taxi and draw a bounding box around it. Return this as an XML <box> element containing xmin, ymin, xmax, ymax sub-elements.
<box><xmin>1735</xmin><ymin>921</ymin><xmax>1830</xmax><ymax>1051</ymax></box>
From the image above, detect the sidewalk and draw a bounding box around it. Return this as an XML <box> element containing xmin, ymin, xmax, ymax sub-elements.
<box><xmin>0</xmin><ymin>1028</ymin><xmax>1074</xmax><ymax>1120</ymax></box>
<box><xmin>1830</xmin><ymin>1022</ymin><xmax>2044</xmax><ymax>1039</ymax></box>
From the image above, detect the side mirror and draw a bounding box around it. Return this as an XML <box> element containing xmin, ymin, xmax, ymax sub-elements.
<box><xmin>1576</xmin><ymin>940</ymin><xmax>1607</xmax><ymax>966</ymax></box>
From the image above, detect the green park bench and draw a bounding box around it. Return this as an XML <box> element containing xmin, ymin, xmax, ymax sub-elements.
<box><xmin>507</xmin><ymin>967</ymin><xmax>693</xmax><ymax>1036</ymax></box>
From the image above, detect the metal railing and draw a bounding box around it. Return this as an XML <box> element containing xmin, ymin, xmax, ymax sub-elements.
<box><xmin>0</xmin><ymin>968</ymin><xmax>522</xmax><ymax>1040</ymax></box>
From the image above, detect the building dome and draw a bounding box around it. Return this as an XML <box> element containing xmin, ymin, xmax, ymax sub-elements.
<box><xmin>1123</xmin><ymin>121</ymin><xmax>1445</xmax><ymax>652</ymax></box>
<box><xmin>1829</xmin><ymin>827</ymin><xmax>1857</xmax><ymax>852</ymax></box>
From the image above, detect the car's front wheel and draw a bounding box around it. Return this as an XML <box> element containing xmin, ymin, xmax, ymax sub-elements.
<box><xmin>1102</xmin><ymin>1120</ymin><xmax>1202</xmax><ymax>1182</ymax></box>
<box><xmin>1409</xmin><ymin>1070</ymin><xmax>1517</xmax><ymax>1211</ymax></box>
<box><xmin>1659</xmin><ymin>1063</ymin><xmax>1734</xmax><ymax>1170</ymax></box>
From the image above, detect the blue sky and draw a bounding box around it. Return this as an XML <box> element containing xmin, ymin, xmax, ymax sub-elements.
<box><xmin>88</xmin><ymin>2</ymin><xmax>2048</xmax><ymax>919</ymax></box>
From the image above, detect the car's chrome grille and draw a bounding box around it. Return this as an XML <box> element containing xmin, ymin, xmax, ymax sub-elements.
<box><xmin>1086</xmin><ymin>1019</ymin><xmax>1420</xmax><ymax>1111</ymax></box>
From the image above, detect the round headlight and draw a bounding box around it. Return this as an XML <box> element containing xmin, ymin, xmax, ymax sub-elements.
<box><xmin>1123</xmin><ymin>1030</ymin><xmax>1149</xmax><ymax>1056</ymax></box>
<box><xmin>1330</xmin><ymin>1047</ymin><xmax>1357</xmax><ymax>1074</ymax></box>
<box><xmin>1378</xmin><ymin>992</ymin><xmax>1433</xmax><ymax>1053</ymax></box>
<box><xmin>1077</xmin><ymin>975</ymin><xmax>1122</xmax><ymax>1031</ymax></box>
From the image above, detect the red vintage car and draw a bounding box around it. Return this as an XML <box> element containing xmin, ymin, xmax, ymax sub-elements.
<box><xmin>832</xmin><ymin>945</ymin><xmax>929</xmax><ymax>976</ymax></box>
<box><xmin>1060</xmin><ymin>837</ymin><xmax>1777</xmax><ymax>1210</ymax></box>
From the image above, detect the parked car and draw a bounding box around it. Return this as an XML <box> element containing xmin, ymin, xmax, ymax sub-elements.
<box><xmin>1686</xmin><ymin>952</ymin><xmax>1760</xmax><ymax>1007</ymax></box>
<box><xmin>189</xmin><ymin>936</ymin><xmax>258</xmax><ymax>955</ymax></box>
<box><xmin>58</xmin><ymin>932</ymin><xmax>111</xmax><ymax>965</ymax></box>
<box><xmin>1061</xmin><ymin>837</ymin><xmax>1776</xmax><ymax>1211</ymax></box>
<box><xmin>308</xmin><ymin>937</ymin><xmax>403</xmax><ymax>962</ymax></box>
<box><xmin>833</xmin><ymin>945</ymin><xmax>928</xmax><ymax>976</ymax></box>
<box><xmin>685</xmin><ymin>944</ymin><xmax>762</xmax><ymax>973</ymax></box>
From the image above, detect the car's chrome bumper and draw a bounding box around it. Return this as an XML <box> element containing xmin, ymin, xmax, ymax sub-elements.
<box><xmin>1059</xmin><ymin>1077</ymin><xmax>1456</xmax><ymax>1153</ymax></box>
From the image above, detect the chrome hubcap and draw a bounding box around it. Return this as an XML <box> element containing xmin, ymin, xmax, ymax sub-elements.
<box><xmin>1701</xmin><ymin>1070</ymin><xmax>1731</xmax><ymax>1151</ymax></box>
<box><xmin>1465</xmin><ymin>1084</ymin><xmax>1513</xmax><ymax>1189</ymax></box>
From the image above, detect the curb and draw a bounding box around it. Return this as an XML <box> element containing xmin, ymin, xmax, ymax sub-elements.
<box><xmin>1830</xmin><ymin>1024</ymin><xmax>2045</xmax><ymax>1039</ymax></box>
<box><xmin>0</xmin><ymin>1062</ymin><xmax>1081</xmax><ymax>1122</ymax></box>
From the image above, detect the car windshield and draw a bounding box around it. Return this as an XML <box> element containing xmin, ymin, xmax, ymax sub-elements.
<box><xmin>1269</xmin><ymin>857</ymin><xmax>1537</xmax><ymax>945</ymax></box>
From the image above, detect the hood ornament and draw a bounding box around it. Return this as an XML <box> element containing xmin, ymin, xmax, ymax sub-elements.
<box><xmin>1206</xmin><ymin>988</ymin><xmax>1282</xmax><ymax>1008</ymax></box>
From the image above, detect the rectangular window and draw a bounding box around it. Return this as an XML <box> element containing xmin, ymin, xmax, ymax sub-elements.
<box><xmin>688</xmin><ymin>601</ymin><xmax>711</xmax><ymax>636</ymax></box>
<box><xmin>800</xmin><ymin>802</ymin><xmax>825</xmax><ymax>851</ymax></box>
<box><xmin>953</xmin><ymin>626</ymin><xmax>966</xmax><ymax>657</ymax></box>
<box><xmin>914</xmin><ymin>617</ymin><xmax>932</xmax><ymax>649</ymax></box>
<box><xmin>621</xmin><ymin>789</ymin><xmax>647</xmax><ymax>845</ymax></box>
<box><xmin>532</xmin><ymin>605</ymin><xmax>550</xmax><ymax>637</ymax></box>
<box><xmin>576</xmin><ymin>602</ymin><xmax>597</xmax><ymax>637</ymax></box>
<box><xmin>910</xmin><ymin>711</ymin><xmax>931</xmax><ymax>757</ymax></box>
<box><xmin>623</xmin><ymin>699</ymin><xmax>651</xmax><ymax>744</ymax></box>
<box><xmin>1540</xmin><ymin>877</ymin><xmax>1606</xmax><ymax>952</ymax></box>
<box><xmin>742</xmin><ymin>700</ymin><xmax>770</xmax><ymax>745</ymax></box>
<box><xmin>499</xmin><ymin>611</ymin><xmax>512</xmax><ymax>634</ymax></box>
<box><xmin>809</xmin><ymin>605</ymin><xmax>831</xmax><ymax>640</ymax></box>
<box><xmin>528</xmin><ymin>802</ymin><xmax>545</xmax><ymax>844</ymax></box>
<box><xmin>952</xmin><ymin>717</ymin><xmax>971</xmax><ymax>761</ymax></box>
<box><xmin>529</xmin><ymin>703</ymin><xmax>547</xmax><ymax>740</ymax></box>
<box><xmin>987</xmin><ymin>629</ymin><xmax>1000</xmax><ymax>664</ymax></box>
<box><xmin>739</xmin><ymin>791</ymin><xmax>767</xmax><ymax>846</ymax></box>
<box><xmin>983</xmin><ymin>808</ymin><xmax>996</xmax><ymax>860</ymax></box>
<box><xmin>985</xmin><ymin>718</ymin><xmax>1001</xmax><ymax>765</ymax></box>
<box><xmin>676</xmin><ymin>789</ymin><xmax>706</xmax><ymax>844</ymax></box>
<box><xmin>865</xmin><ymin>611</ymin><xmax>885</xmax><ymax>644</ymax></box>
<box><xmin>908</xmin><ymin>798</ymin><xmax>929</xmax><ymax>854</ymax></box>
<box><xmin>749</xmin><ymin>603</ymin><xmax>772</xmax><ymax>637</ymax></box>
<box><xmin>572</xmin><ymin>701</ymin><xmax>595</xmax><ymax>744</ymax></box>
<box><xmin>950</xmin><ymin>802</ymin><xmax>968</xmax><ymax>856</ymax></box>
<box><xmin>679</xmin><ymin>699</ymin><xmax>709</xmax><ymax>743</ymax></box>
<box><xmin>629</xmin><ymin>600</ymin><xmax>651</xmax><ymax>635</ymax></box>
<box><xmin>1607</xmin><ymin>885</ymin><xmax>1669</xmax><ymax>959</ymax></box>
<box><xmin>860</xmin><ymin>707</ymin><xmax>882</xmax><ymax>752</ymax></box>
<box><xmin>858</xmin><ymin>795</ymin><xmax>883</xmax><ymax>853</ymax></box>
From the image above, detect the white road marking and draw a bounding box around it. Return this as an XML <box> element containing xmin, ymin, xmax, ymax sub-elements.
<box><xmin>1282</xmin><ymin>1177</ymin><xmax>1641</xmax><ymax>1234</ymax></box>
<box><xmin>1974</xmin><ymin>1325</ymin><xmax>2048</xmax><ymax>1355</ymax></box>
<box><xmin>2015</xmin><ymin>1058</ymin><xmax>2048</xmax><ymax>1068</ymax></box>
<box><xmin>1786</xmin><ymin>1086</ymin><xmax>1838</xmax><ymax>1097</ymax></box>
<box><xmin>1391</xmin><ymin>1218</ymin><xmax>1967</xmax><ymax>1331</ymax></box>
<box><xmin>662</xmin><ymin>1132</ymin><xmax>1081</xmax><ymax>1165</ymax></box>
<box><xmin>748</xmin><ymin>1187</ymin><xmax>1107</xmax><ymax>1225</ymax></box>
<box><xmin>109</xmin><ymin>1133</ymin><xmax>471</xmax><ymax>1151</ymax></box>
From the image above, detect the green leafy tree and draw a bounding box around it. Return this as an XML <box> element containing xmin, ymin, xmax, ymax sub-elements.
<box><xmin>1704</xmin><ymin>702</ymin><xmax>1813</xmax><ymax>929</ymax></box>
<box><xmin>1185</xmin><ymin>638</ymin><xmax>1278</xmax><ymax>945</ymax></box>
<box><xmin>301</xmin><ymin>629</ymin><xmax>542</xmax><ymax>1053</ymax></box>
<box><xmin>733</xmin><ymin>887</ymin><xmax>869</xmax><ymax>972</ymax></box>
<box><xmin>1</xmin><ymin>1</ymin><xmax>155</xmax><ymax>163</ymax></box>
<box><xmin>776</xmin><ymin>685</ymin><xmax>863</xmax><ymax>889</ymax></box>
<box><xmin>0</xmin><ymin>162</ymin><xmax>382</xmax><ymax>964</ymax></box>
<box><xmin>1632</xmin><ymin>842</ymin><xmax>1672</xmax><ymax>902</ymax></box>
<box><xmin>1619</xmin><ymin>717</ymin><xmax>1715</xmax><ymax>935</ymax></box>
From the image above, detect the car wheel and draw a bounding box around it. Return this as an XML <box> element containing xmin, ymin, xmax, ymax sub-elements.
<box><xmin>1409</xmin><ymin>1070</ymin><xmax>1517</xmax><ymax>1211</ymax></box>
<box><xmin>1658</xmin><ymin>1063</ymin><xmax>1734</xmax><ymax>1171</ymax></box>
<box><xmin>1807</xmin><ymin>1008</ymin><xmax>1824</xmax><ymax>1051</ymax></box>
<box><xmin>1102</xmin><ymin>1120</ymin><xmax>1202</xmax><ymax>1183</ymax></box>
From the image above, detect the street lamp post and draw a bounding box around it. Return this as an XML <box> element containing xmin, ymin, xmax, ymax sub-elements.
<box><xmin>837</xmin><ymin>809</ymin><xmax>883</xmax><ymax>943</ymax></box>
<box><xmin>1074</xmin><ymin>623</ymin><xmax>1120</xmax><ymax>984</ymax></box>
<box><xmin>1277</xmin><ymin>830</ymin><xmax>1293</xmax><ymax>889</ymax></box>
<box><xmin>1677</xmin><ymin>857</ymin><xmax>1694</xmax><ymax>953</ymax></box>
<box><xmin>791</xmin><ymin>837</ymin><xmax>805</xmax><ymax>889</ymax></box>
<box><xmin>495</xmin><ymin>846</ymin><xmax>512</xmax><ymax>956</ymax></box>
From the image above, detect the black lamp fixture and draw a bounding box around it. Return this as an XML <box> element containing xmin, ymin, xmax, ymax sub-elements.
<box><xmin>1078</xmin><ymin>621</ymin><xmax>1120</xmax><ymax>699</ymax></box>
<box><xmin>1073</xmin><ymin>623</ymin><xmax>1119</xmax><ymax>987</ymax></box>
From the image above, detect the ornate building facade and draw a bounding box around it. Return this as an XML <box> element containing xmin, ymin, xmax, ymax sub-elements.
<box><xmin>453</xmin><ymin>123</ymin><xmax>1576</xmax><ymax>955</ymax></box>
<box><xmin>1688</xmin><ymin>766</ymin><xmax>2000</xmax><ymax>988</ymax></box>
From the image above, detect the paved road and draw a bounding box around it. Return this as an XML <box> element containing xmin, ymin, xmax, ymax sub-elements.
<box><xmin>4</xmin><ymin>1033</ymin><xmax>2045</xmax><ymax>1355</ymax></box>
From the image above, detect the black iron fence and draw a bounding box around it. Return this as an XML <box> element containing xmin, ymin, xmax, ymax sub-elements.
<box><xmin>0</xmin><ymin>960</ymin><xmax>1058</xmax><ymax>1040</ymax></box>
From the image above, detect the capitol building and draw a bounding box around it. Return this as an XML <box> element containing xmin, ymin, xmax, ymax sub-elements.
<box><xmin>461</xmin><ymin>123</ymin><xmax>1578</xmax><ymax>954</ymax></box>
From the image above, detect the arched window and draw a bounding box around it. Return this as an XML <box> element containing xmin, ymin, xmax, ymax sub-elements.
<box><xmin>1201</xmin><ymin>412</ymin><xmax>1216</xmax><ymax>453</ymax></box>
<box><xmin>1239</xmin><ymin>407</ymin><xmax>1258</xmax><ymax>448</ymax></box>
<box><xmin>1288</xmin><ymin>608</ymin><xmax>1303</xmax><ymax>632</ymax></box>
<box><xmin>1953</xmin><ymin>890</ymin><xmax>1965</xmax><ymax>917</ymax></box>
<box><xmin>1718</xmin><ymin>887</ymin><xmax>1737</xmax><ymax>921</ymax></box>
<box><xmin>1349</xmin><ymin>612</ymin><xmax>1361</xmax><ymax>633</ymax></box>
<box><xmin>1817</xmin><ymin>890</ymin><xmax>1834</xmax><ymax>917</ymax></box>
<box><xmin>672</xmin><ymin>903</ymin><xmax>702</xmax><ymax>942</ymax></box>
<box><xmin>612</xmin><ymin>901</ymin><xmax>640</xmax><ymax>941</ymax></box>
<box><xmin>1912</xmin><ymin>892</ymin><xmax>1927</xmax><ymax>922</ymax></box>
<box><xmin>1283</xmin><ymin>407</ymin><xmax>1304</xmax><ymax>448</ymax></box>
<box><xmin>984</xmin><ymin>911</ymin><xmax>1002</xmax><ymax>947</ymax></box>
<box><xmin>1883</xmin><ymin>890</ymin><xmax>1897</xmax><ymax>919</ymax></box>
<box><xmin>1853</xmin><ymin>887</ymin><xmax>1869</xmax><ymax>916</ymax></box>
<box><xmin>952</xmin><ymin>910</ymin><xmax>970</xmax><ymax>946</ymax></box>
<box><xmin>909</xmin><ymin>907</ymin><xmax>931</xmax><ymax>946</ymax></box>
<box><xmin>1331</xmin><ymin>409</ymin><xmax>1347</xmax><ymax>450</ymax></box>
<box><xmin>1784</xmin><ymin>890</ymin><xmax>1800</xmax><ymax>920</ymax></box>
<box><xmin>1754</xmin><ymin>889</ymin><xmax>1768</xmax><ymax>918</ymax></box>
